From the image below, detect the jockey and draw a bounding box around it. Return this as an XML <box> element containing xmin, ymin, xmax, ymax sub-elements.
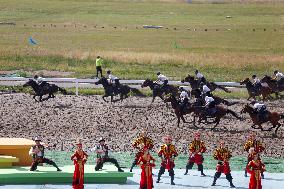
<box><xmin>204</xmin><ymin>95</ymin><xmax>216</xmax><ymax>116</ymax></box>
<box><xmin>274</xmin><ymin>70</ymin><xmax>284</xmax><ymax>87</ymax></box>
<box><xmin>179</xmin><ymin>87</ymin><xmax>189</xmax><ymax>113</ymax></box>
<box><xmin>156</xmin><ymin>72</ymin><xmax>169</xmax><ymax>91</ymax></box>
<box><xmin>106</xmin><ymin>70</ymin><xmax>120</xmax><ymax>93</ymax></box>
<box><xmin>33</xmin><ymin>75</ymin><xmax>47</xmax><ymax>88</ymax></box>
<box><xmin>195</xmin><ymin>70</ymin><xmax>206</xmax><ymax>87</ymax></box>
<box><xmin>274</xmin><ymin>70</ymin><xmax>284</xmax><ymax>80</ymax></box>
<box><xmin>252</xmin><ymin>101</ymin><xmax>268</xmax><ymax>121</ymax></box>
<box><xmin>252</xmin><ymin>75</ymin><xmax>261</xmax><ymax>93</ymax></box>
<box><xmin>200</xmin><ymin>82</ymin><xmax>211</xmax><ymax>98</ymax></box>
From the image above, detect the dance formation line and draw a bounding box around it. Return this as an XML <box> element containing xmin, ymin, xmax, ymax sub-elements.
<box><xmin>29</xmin><ymin>131</ymin><xmax>265</xmax><ymax>189</ymax></box>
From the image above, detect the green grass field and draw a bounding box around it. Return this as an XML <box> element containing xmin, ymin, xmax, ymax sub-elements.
<box><xmin>0</xmin><ymin>0</ymin><xmax>284</xmax><ymax>81</ymax></box>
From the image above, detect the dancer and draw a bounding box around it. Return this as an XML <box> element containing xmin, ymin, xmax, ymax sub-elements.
<box><xmin>71</xmin><ymin>140</ymin><xmax>88</xmax><ymax>189</ymax></box>
<box><xmin>211</xmin><ymin>141</ymin><xmax>235</xmax><ymax>188</ymax></box>
<box><xmin>130</xmin><ymin>130</ymin><xmax>154</xmax><ymax>172</ymax></box>
<box><xmin>95</xmin><ymin>138</ymin><xmax>124</xmax><ymax>172</ymax></box>
<box><xmin>137</xmin><ymin>147</ymin><xmax>155</xmax><ymax>189</ymax></box>
<box><xmin>29</xmin><ymin>137</ymin><xmax>61</xmax><ymax>171</ymax></box>
<box><xmin>246</xmin><ymin>153</ymin><xmax>265</xmax><ymax>189</ymax></box>
<box><xmin>184</xmin><ymin>132</ymin><xmax>206</xmax><ymax>176</ymax></box>
<box><xmin>156</xmin><ymin>135</ymin><xmax>178</xmax><ymax>185</ymax></box>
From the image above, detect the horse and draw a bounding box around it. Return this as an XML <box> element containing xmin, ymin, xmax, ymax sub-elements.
<box><xmin>95</xmin><ymin>77</ymin><xmax>145</xmax><ymax>103</ymax></box>
<box><xmin>190</xmin><ymin>103</ymin><xmax>242</xmax><ymax>130</ymax></box>
<box><xmin>261</xmin><ymin>75</ymin><xmax>284</xmax><ymax>98</ymax></box>
<box><xmin>141</xmin><ymin>79</ymin><xmax>179</xmax><ymax>103</ymax></box>
<box><xmin>23</xmin><ymin>79</ymin><xmax>67</xmax><ymax>102</ymax></box>
<box><xmin>164</xmin><ymin>94</ymin><xmax>195</xmax><ymax>127</ymax></box>
<box><xmin>240</xmin><ymin>78</ymin><xmax>273</xmax><ymax>101</ymax></box>
<box><xmin>181</xmin><ymin>75</ymin><xmax>231</xmax><ymax>93</ymax></box>
<box><xmin>190</xmin><ymin>88</ymin><xmax>238</xmax><ymax>106</ymax></box>
<box><xmin>241</xmin><ymin>104</ymin><xmax>283</xmax><ymax>137</ymax></box>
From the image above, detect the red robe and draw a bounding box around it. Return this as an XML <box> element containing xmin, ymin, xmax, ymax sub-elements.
<box><xmin>188</xmin><ymin>139</ymin><xmax>206</xmax><ymax>165</ymax></box>
<box><xmin>71</xmin><ymin>150</ymin><xmax>88</xmax><ymax>189</ymax></box>
<box><xmin>137</xmin><ymin>154</ymin><xmax>155</xmax><ymax>189</ymax></box>
<box><xmin>246</xmin><ymin>160</ymin><xmax>265</xmax><ymax>189</ymax></box>
<box><xmin>158</xmin><ymin>144</ymin><xmax>178</xmax><ymax>170</ymax></box>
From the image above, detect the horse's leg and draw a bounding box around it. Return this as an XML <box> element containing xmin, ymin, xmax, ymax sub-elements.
<box><xmin>273</xmin><ymin>123</ymin><xmax>281</xmax><ymax>137</ymax></box>
<box><xmin>102</xmin><ymin>95</ymin><xmax>108</xmax><ymax>102</ymax></box>
<box><xmin>33</xmin><ymin>95</ymin><xmax>39</xmax><ymax>102</ymax></box>
<box><xmin>39</xmin><ymin>95</ymin><xmax>43</xmax><ymax>102</ymax></box>
<box><xmin>211</xmin><ymin>118</ymin><xmax>220</xmax><ymax>131</ymax></box>
<box><xmin>177</xmin><ymin>116</ymin><xmax>180</xmax><ymax>127</ymax></box>
<box><xmin>181</xmin><ymin>115</ymin><xmax>187</xmax><ymax>123</ymax></box>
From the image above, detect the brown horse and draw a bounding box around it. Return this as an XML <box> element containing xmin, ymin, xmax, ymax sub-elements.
<box><xmin>141</xmin><ymin>79</ymin><xmax>179</xmax><ymax>103</ymax></box>
<box><xmin>164</xmin><ymin>95</ymin><xmax>194</xmax><ymax>127</ymax></box>
<box><xmin>261</xmin><ymin>75</ymin><xmax>284</xmax><ymax>98</ymax></box>
<box><xmin>190</xmin><ymin>104</ymin><xmax>242</xmax><ymax>130</ymax></box>
<box><xmin>240</xmin><ymin>78</ymin><xmax>273</xmax><ymax>101</ymax></box>
<box><xmin>182</xmin><ymin>75</ymin><xmax>230</xmax><ymax>93</ymax></box>
<box><xmin>241</xmin><ymin>104</ymin><xmax>283</xmax><ymax>137</ymax></box>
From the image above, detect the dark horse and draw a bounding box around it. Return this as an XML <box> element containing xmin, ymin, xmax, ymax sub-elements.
<box><xmin>261</xmin><ymin>75</ymin><xmax>284</xmax><ymax>98</ymax></box>
<box><xmin>241</xmin><ymin>104</ymin><xmax>283</xmax><ymax>137</ymax></box>
<box><xmin>141</xmin><ymin>79</ymin><xmax>179</xmax><ymax>103</ymax></box>
<box><xmin>23</xmin><ymin>79</ymin><xmax>67</xmax><ymax>102</ymax></box>
<box><xmin>95</xmin><ymin>77</ymin><xmax>145</xmax><ymax>103</ymax></box>
<box><xmin>190</xmin><ymin>89</ymin><xmax>238</xmax><ymax>106</ymax></box>
<box><xmin>240</xmin><ymin>78</ymin><xmax>273</xmax><ymax>101</ymax></box>
<box><xmin>164</xmin><ymin>95</ymin><xmax>195</xmax><ymax>127</ymax></box>
<box><xmin>190</xmin><ymin>103</ymin><xmax>242</xmax><ymax>130</ymax></box>
<box><xmin>181</xmin><ymin>75</ymin><xmax>230</xmax><ymax>93</ymax></box>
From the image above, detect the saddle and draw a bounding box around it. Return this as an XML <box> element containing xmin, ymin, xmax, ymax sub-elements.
<box><xmin>205</xmin><ymin>107</ymin><xmax>217</xmax><ymax>117</ymax></box>
<box><xmin>256</xmin><ymin>111</ymin><xmax>269</xmax><ymax>122</ymax></box>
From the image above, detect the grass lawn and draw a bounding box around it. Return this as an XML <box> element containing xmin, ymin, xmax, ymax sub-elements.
<box><xmin>0</xmin><ymin>0</ymin><xmax>284</xmax><ymax>81</ymax></box>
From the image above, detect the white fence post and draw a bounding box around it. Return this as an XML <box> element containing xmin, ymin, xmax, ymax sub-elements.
<box><xmin>75</xmin><ymin>79</ymin><xmax>79</xmax><ymax>96</ymax></box>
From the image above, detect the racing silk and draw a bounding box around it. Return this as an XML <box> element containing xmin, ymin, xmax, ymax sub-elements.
<box><xmin>196</xmin><ymin>72</ymin><xmax>204</xmax><ymax>79</ymax></box>
<box><xmin>244</xmin><ymin>140</ymin><xmax>265</xmax><ymax>154</ymax></box>
<box><xmin>34</xmin><ymin>77</ymin><xmax>43</xmax><ymax>84</ymax></box>
<box><xmin>132</xmin><ymin>136</ymin><xmax>154</xmax><ymax>150</ymax></box>
<box><xmin>213</xmin><ymin>147</ymin><xmax>232</xmax><ymax>162</ymax></box>
<box><xmin>253</xmin><ymin>78</ymin><xmax>261</xmax><ymax>85</ymax></box>
<box><xmin>107</xmin><ymin>74</ymin><xmax>118</xmax><ymax>83</ymax></box>
<box><xmin>253</xmin><ymin>103</ymin><xmax>266</xmax><ymax>111</ymax></box>
<box><xmin>202</xmin><ymin>85</ymin><xmax>211</xmax><ymax>93</ymax></box>
<box><xmin>157</xmin><ymin>74</ymin><xmax>168</xmax><ymax>83</ymax></box>
<box><xmin>180</xmin><ymin>91</ymin><xmax>189</xmax><ymax>101</ymax></box>
<box><xmin>275</xmin><ymin>72</ymin><xmax>284</xmax><ymax>80</ymax></box>
<box><xmin>205</xmin><ymin>96</ymin><xmax>214</xmax><ymax>107</ymax></box>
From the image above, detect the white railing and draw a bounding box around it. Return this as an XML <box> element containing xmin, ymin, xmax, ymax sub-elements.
<box><xmin>0</xmin><ymin>77</ymin><xmax>242</xmax><ymax>96</ymax></box>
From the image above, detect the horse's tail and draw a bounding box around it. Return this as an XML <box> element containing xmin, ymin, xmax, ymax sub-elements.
<box><xmin>130</xmin><ymin>88</ymin><xmax>146</xmax><ymax>97</ymax></box>
<box><xmin>227</xmin><ymin>109</ymin><xmax>242</xmax><ymax>120</ymax></box>
<box><xmin>58</xmin><ymin>87</ymin><xmax>67</xmax><ymax>95</ymax></box>
<box><xmin>222</xmin><ymin>99</ymin><xmax>239</xmax><ymax>106</ymax></box>
<box><xmin>216</xmin><ymin>84</ymin><xmax>231</xmax><ymax>93</ymax></box>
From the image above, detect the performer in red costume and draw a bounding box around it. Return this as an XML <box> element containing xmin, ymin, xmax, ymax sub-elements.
<box><xmin>156</xmin><ymin>135</ymin><xmax>178</xmax><ymax>185</ymax></box>
<box><xmin>211</xmin><ymin>141</ymin><xmax>235</xmax><ymax>188</ymax></box>
<box><xmin>137</xmin><ymin>147</ymin><xmax>155</xmax><ymax>189</ymax></box>
<box><xmin>244</xmin><ymin>132</ymin><xmax>265</xmax><ymax>178</ymax></box>
<box><xmin>184</xmin><ymin>132</ymin><xmax>206</xmax><ymax>176</ymax></box>
<box><xmin>246</xmin><ymin>153</ymin><xmax>266</xmax><ymax>189</ymax></box>
<box><xmin>130</xmin><ymin>130</ymin><xmax>154</xmax><ymax>172</ymax></box>
<box><xmin>71</xmin><ymin>140</ymin><xmax>88</xmax><ymax>189</ymax></box>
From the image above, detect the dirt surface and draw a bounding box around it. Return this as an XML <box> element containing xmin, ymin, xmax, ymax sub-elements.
<box><xmin>0</xmin><ymin>93</ymin><xmax>283</xmax><ymax>157</ymax></box>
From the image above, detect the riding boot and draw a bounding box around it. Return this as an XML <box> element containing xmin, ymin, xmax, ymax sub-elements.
<box><xmin>114</xmin><ymin>161</ymin><xmax>124</xmax><ymax>172</ymax></box>
<box><xmin>261</xmin><ymin>172</ymin><xmax>264</xmax><ymax>179</ymax></box>
<box><xmin>244</xmin><ymin>170</ymin><xmax>247</xmax><ymax>177</ymax></box>
<box><xmin>51</xmin><ymin>161</ymin><xmax>62</xmax><ymax>171</ymax></box>
<box><xmin>156</xmin><ymin>173</ymin><xmax>161</xmax><ymax>183</ymax></box>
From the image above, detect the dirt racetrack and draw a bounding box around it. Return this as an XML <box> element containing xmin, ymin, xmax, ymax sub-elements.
<box><xmin>0</xmin><ymin>93</ymin><xmax>283</xmax><ymax>157</ymax></box>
